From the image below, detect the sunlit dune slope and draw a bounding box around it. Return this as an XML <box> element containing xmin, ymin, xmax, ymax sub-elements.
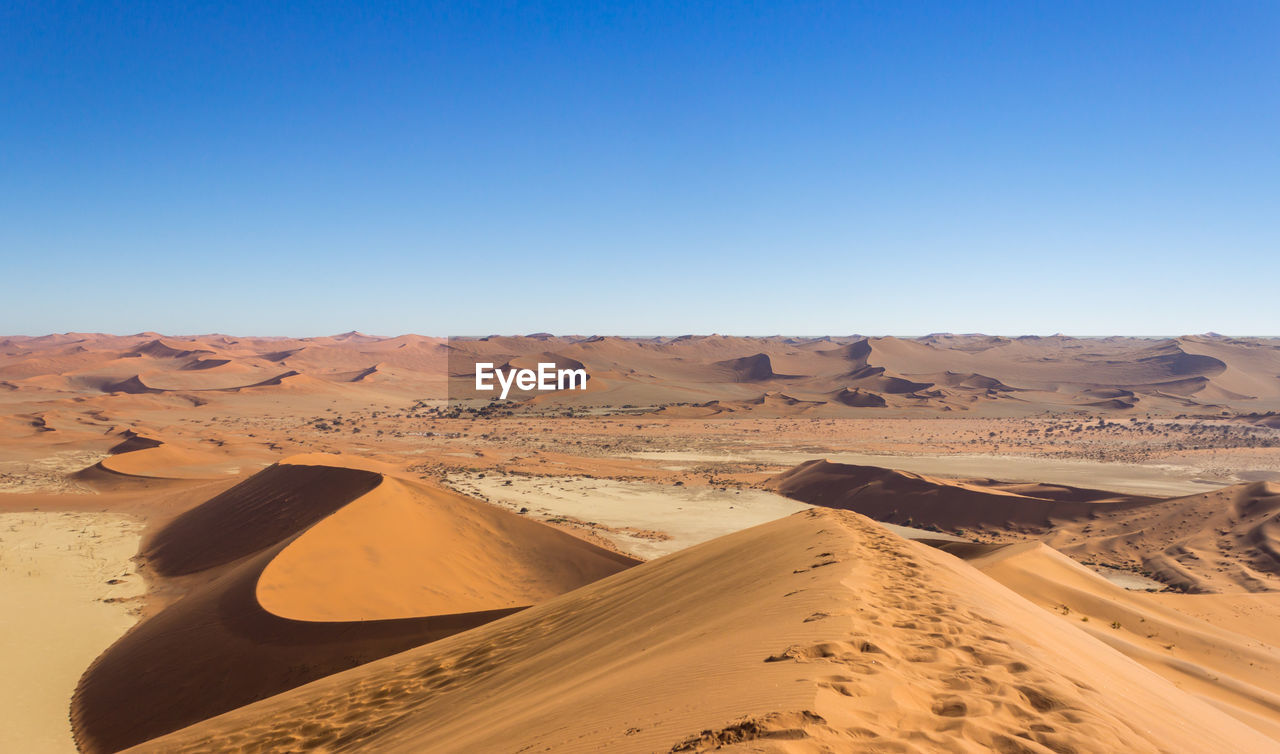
<box><xmin>72</xmin><ymin>459</ymin><xmax>635</xmax><ymax>753</ymax></box>
<box><xmin>948</xmin><ymin>541</ymin><xmax>1280</xmax><ymax>740</ymax></box>
<box><xmin>258</xmin><ymin>476</ymin><xmax>638</xmax><ymax>621</ymax></box>
<box><xmin>130</xmin><ymin>509</ymin><xmax>1275</xmax><ymax>754</ymax></box>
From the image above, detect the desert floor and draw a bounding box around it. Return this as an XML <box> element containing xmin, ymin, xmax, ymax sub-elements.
<box><xmin>0</xmin><ymin>512</ymin><xmax>143</xmax><ymax>753</ymax></box>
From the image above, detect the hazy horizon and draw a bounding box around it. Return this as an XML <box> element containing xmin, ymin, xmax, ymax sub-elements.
<box><xmin>5</xmin><ymin>330</ymin><xmax>1277</xmax><ymax>341</ymax></box>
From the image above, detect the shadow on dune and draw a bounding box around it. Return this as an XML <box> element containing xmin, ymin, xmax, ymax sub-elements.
<box><xmin>71</xmin><ymin>462</ymin><xmax>634</xmax><ymax>753</ymax></box>
<box><xmin>72</xmin><ymin>537</ymin><xmax>522</xmax><ymax>754</ymax></box>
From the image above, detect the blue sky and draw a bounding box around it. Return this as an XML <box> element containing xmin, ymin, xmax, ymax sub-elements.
<box><xmin>2</xmin><ymin>1</ymin><xmax>1277</xmax><ymax>336</ymax></box>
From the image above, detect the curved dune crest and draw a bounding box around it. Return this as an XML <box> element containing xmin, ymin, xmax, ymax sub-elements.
<box><xmin>713</xmin><ymin>353</ymin><xmax>794</xmax><ymax>382</ymax></box>
<box><xmin>94</xmin><ymin>445</ymin><xmax>238</xmax><ymax>480</ymax></box>
<box><xmin>72</xmin><ymin>459</ymin><xmax>636</xmax><ymax>753</ymax></box>
<box><xmin>128</xmin><ymin>509</ymin><xmax>1276</xmax><ymax>754</ymax></box>
<box><xmin>257</xmin><ymin>477</ymin><xmax>638</xmax><ymax>621</ymax></box>
<box><xmin>106</xmin><ymin>430</ymin><xmax>163</xmax><ymax>455</ymax></box>
<box><xmin>501</xmin><ymin>351</ymin><xmax>588</xmax><ymax>373</ymax></box>
<box><xmin>141</xmin><ymin>463</ymin><xmax>383</xmax><ymax>575</ymax></box>
<box><xmin>101</xmin><ymin>374</ymin><xmax>163</xmax><ymax>394</ymax></box>
<box><xmin>1075</xmin><ymin>481</ymin><xmax>1280</xmax><ymax>594</ymax></box>
<box><xmin>124</xmin><ymin>338</ymin><xmax>214</xmax><ymax>359</ymax></box>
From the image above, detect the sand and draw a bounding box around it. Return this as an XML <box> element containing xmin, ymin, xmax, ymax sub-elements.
<box><xmin>3</xmin><ymin>331</ymin><xmax>1280</xmax><ymax>751</ymax></box>
<box><xmin>446</xmin><ymin>471</ymin><xmax>811</xmax><ymax>558</ymax></box>
<box><xmin>626</xmin><ymin>449</ymin><xmax>1229</xmax><ymax>496</ymax></box>
<box><xmin>0</xmin><ymin>512</ymin><xmax>143</xmax><ymax>754</ymax></box>
<box><xmin>72</xmin><ymin>458</ymin><xmax>636</xmax><ymax>753</ymax></box>
<box><xmin>772</xmin><ymin>460</ymin><xmax>1280</xmax><ymax>594</ymax></box>
<box><xmin>956</xmin><ymin>541</ymin><xmax>1280</xmax><ymax>739</ymax></box>
<box><xmin>128</xmin><ymin>508</ymin><xmax>1277</xmax><ymax>753</ymax></box>
<box><xmin>257</xmin><ymin>474</ymin><xmax>638</xmax><ymax>621</ymax></box>
<box><xmin>448</xmin><ymin>471</ymin><xmax>963</xmax><ymax>559</ymax></box>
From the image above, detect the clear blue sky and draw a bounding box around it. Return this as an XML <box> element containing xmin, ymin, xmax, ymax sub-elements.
<box><xmin>2</xmin><ymin>1</ymin><xmax>1277</xmax><ymax>336</ymax></box>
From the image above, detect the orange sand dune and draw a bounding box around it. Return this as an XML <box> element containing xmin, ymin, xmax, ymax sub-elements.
<box><xmin>953</xmin><ymin>541</ymin><xmax>1280</xmax><ymax>739</ymax></box>
<box><xmin>772</xmin><ymin>461</ymin><xmax>1280</xmax><ymax>593</ymax></box>
<box><xmin>140</xmin><ymin>463</ymin><xmax>383</xmax><ymax>574</ymax></box>
<box><xmin>1179</xmin><ymin>336</ymin><xmax>1280</xmax><ymax>400</ymax></box>
<box><xmin>832</xmin><ymin>386</ymin><xmax>888</xmax><ymax>407</ymax></box>
<box><xmin>1044</xmin><ymin>480</ymin><xmax>1280</xmax><ymax>593</ymax></box>
<box><xmin>713</xmin><ymin>352</ymin><xmax>796</xmax><ymax>382</ymax></box>
<box><xmin>92</xmin><ymin>444</ymin><xmax>242</xmax><ymax>480</ymax></box>
<box><xmin>769</xmin><ymin>459</ymin><xmax>1153</xmax><ymax>531</ymax></box>
<box><xmin>129</xmin><ymin>508</ymin><xmax>1276</xmax><ymax>753</ymax></box>
<box><xmin>258</xmin><ymin>475</ymin><xmax>637</xmax><ymax>621</ymax></box>
<box><xmin>106</xmin><ymin>430</ymin><xmax>163</xmax><ymax>455</ymax></box>
<box><xmin>72</xmin><ymin>459</ymin><xmax>635</xmax><ymax>753</ymax></box>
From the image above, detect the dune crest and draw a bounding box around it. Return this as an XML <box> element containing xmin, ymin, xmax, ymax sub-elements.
<box><xmin>72</xmin><ymin>460</ymin><xmax>636</xmax><ymax>753</ymax></box>
<box><xmin>257</xmin><ymin>476</ymin><xmax>637</xmax><ymax>621</ymax></box>
<box><xmin>127</xmin><ymin>508</ymin><xmax>1275</xmax><ymax>753</ymax></box>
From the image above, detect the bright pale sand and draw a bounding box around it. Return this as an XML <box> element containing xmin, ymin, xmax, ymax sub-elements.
<box><xmin>0</xmin><ymin>512</ymin><xmax>142</xmax><ymax>754</ymax></box>
<box><xmin>446</xmin><ymin>472</ymin><xmax>811</xmax><ymax>558</ymax></box>
<box><xmin>447</xmin><ymin>472</ymin><xmax>963</xmax><ymax>558</ymax></box>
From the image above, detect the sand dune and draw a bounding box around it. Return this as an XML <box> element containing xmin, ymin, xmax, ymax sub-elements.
<box><xmin>90</xmin><ymin>444</ymin><xmax>241</xmax><ymax>480</ymax></box>
<box><xmin>769</xmin><ymin>459</ymin><xmax>1153</xmax><ymax>531</ymax></box>
<box><xmin>128</xmin><ymin>508</ymin><xmax>1275</xmax><ymax>753</ymax></box>
<box><xmin>832</xmin><ymin>386</ymin><xmax>888</xmax><ymax>407</ymax></box>
<box><xmin>441</xmin><ymin>333</ymin><xmax>1280</xmax><ymax>413</ymax></box>
<box><xmin>2</xmin><ymin>331</ymin><xmax>1279</xmax><ymax>752</ymax></box>
<box><xmin>140</xmin><ymin>463</ymin><xmax>383</xmax><ymax>575</ymax></box>
<box><xmin>71</xmin><ymin>458</ymin><xmax>635</xmax><ymax>753</ymax></box>
<box><xmin>772</xmin><ymin>460</ymin><xmax>1280</xmax><ymax>594</ymax></box>
<box><xmin>124</xmin><ymin>338</ymin><xmax>214</xmax><ymax>359</ymax></box>
<box><xmin>100</xmin><ymin>375</ymin><xmax>162</xmax><ymax>394</ymax></box>
<box><xmin>257</xmin><ymin>475</ymin><xmax>637</xmax><ymax>621</ymax></box>
<box><xmin>713</xmin><ymin>353</ymin><xmax>795</xmax><ymax>382</ymax></box>
<box><xmin>950</xmin><ymin>541</ymin><xmax>1280</xmax><ymax>738</ymax></box>
<box><xmin>1242</xmin><ymin>412</ymin><xmax>1280</xmax><ymax>429</ymax></box>
<box><xmin>105</xmin><ymin>430</ymin><xmax>162</xmax><ymax>455</ymax></box>
<box><xmin>1046</xmin><ymin>480</ymin><xmax>1280</xmax><ymax>593</ymax></box>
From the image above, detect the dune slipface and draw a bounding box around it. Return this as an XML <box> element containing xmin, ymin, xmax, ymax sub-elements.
<box><xmin>71</xmin><ymin>459</ymin><xmax>636</xmax><ymax>754</ymax></box>
<box><xmin>127</xmin><ymin>509</ymin><xmax>1274</xmax><ymax>754</ymax></box>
